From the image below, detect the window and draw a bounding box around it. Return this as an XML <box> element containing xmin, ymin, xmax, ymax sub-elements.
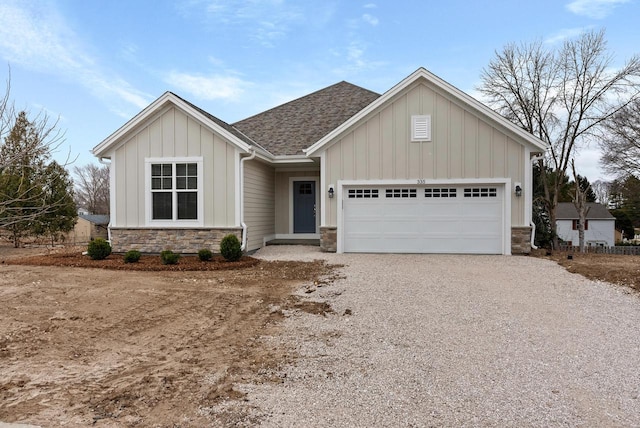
<box><xmin>348</xmin><ymin>189</ymin><xmax>379</xmax><ymax>198</ymax></box>
<box><xmin>146</xmin><ymin>157</ymin><xmax>203</xmax><ymax>225</ymax></box>
<box><xmin>572</xmin><ymin>219</ymin><xmax>589</xmax><ymax>230</ymax></box>
<box><xmin>464</xmin><ymin>187</ymin><xmax>497</xmax><ymax>198</ymax></box>
<box><xmin>425</xmin><ymin>188</ymin><xmax>457</xmax><ymax>198</ymax></box>
<box><xmin>386</xmin><ymin>188</ymin><xmax>417</xmax><ymax>198</ymax></box>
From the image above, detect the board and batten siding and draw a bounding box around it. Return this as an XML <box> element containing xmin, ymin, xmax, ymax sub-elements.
<box><xmin>112</xmin><ymin>106</ymin><xmax>238</xmax><ymax>227</ymax></box>
<box><xmin>323</xmin><ymin>81</ymin><xmax>525</xmax><ymax>226</ymax></box>
<box><xmin>243</xmin><ymin>160</ymin><xmax>275</xmax><ymax>251</ymax></box>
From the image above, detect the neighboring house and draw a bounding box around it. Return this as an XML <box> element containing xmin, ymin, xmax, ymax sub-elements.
<box><xmin>65</xmin><ymin>214</ymin><xmax>110</xmax><ymax>244</ymax></box>
<box><xmin>92</xmin><ymin>68</ymin><xmax>548</xmax><ymax>255</ymax></box>
<box><xmin>556</xmin><ymin>202</ymin><xmax>615</xmax><ymax>247</ymax></box>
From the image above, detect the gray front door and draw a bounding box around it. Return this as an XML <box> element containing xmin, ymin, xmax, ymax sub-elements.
<box><xmin>293</xmin><ymin>181</ymin><xmax>316</xmax><ymax>233</ymax></box>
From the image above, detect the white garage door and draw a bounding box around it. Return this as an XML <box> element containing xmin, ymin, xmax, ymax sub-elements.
<box><xmin>343</xmin><ymin>185</ymin><xmax>504</xmax><ymax>254</ymax></box>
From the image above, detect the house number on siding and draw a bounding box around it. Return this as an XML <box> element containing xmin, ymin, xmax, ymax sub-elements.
<box><xmin>417</xmin><ymin>179</ymin><xmax>426</xmax><ymax>184</ymax></box>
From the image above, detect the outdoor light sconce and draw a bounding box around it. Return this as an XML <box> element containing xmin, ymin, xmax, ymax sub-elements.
<box><xmin>328</xmin><ymin>185</ymin><xmax>335</xmax><ymax>198</ymax></box>
<box><xmin>514</xmin><ymin>182</ymin><xmax>522</xmax><ymax>197</ymax></box>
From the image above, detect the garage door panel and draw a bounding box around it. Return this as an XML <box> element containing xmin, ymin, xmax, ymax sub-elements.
<box><xmin>343</xmin><ymin>185</ymin><xmax>504</xmax><ymax>254</ymax></box>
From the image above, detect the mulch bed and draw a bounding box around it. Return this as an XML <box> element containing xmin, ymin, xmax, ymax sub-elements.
<box><xmin>4</xmin><ymin>250</ymin><xmax>260</xmax><ymax>271</ymax></box>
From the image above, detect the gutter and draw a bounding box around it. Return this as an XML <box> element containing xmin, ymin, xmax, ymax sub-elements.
<box><xmin>529</xmin><ymin>154</ymin><xmax>544</xmax><ymax>250</ymax></box>
<box><xmin>239</xmin><ymin>147</ymin><xmax>257</xmax><ymax>251</ymax></box>
<box><xmin>98</xmin><ymin>157</ymin><xmax>113</xmax><ymax>244</ymax></box>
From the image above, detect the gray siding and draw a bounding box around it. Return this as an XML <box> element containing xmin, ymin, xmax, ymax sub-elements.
<box><xmin>111</xmin><ymin>106</ymin><xmax>238</xmax><ymax>228</ymax></box>
<box><xmin>323</xmin><ymin>80</ymin><xmax>525</xmax><ymax>226</ymax></box>
<box><xmin>243</xmin><ymin>160</ymin><xmax>275</xmax><ymax>251</ymax></box>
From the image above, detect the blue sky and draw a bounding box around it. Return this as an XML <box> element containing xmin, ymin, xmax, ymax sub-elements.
<box><xmin>0</xmin><ymin>0</ymin><xmax>638</xmax><ymax>182</ymax></box>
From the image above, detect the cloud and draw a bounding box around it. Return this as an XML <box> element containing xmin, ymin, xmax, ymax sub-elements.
<box><xmin>0</xmin><ymin>0</ymin><xmax>151</xmax><ymax>111</ymax></box>
<box><xmin>164</xmin><ymin>71</ymin><xmax>251</xmax><ymax>100</ymax></box>
<box><xmin>363</xmin><ymin>3</ymin><xmax>377</xmax><ymax>8</ymax></box>
<box><xmin>544</xmin><ymin>27</ymin><xmax>592</xmax><ymax>44</ymax></box>
<box><xmin>362</xmin><ymin>13</ymin><xmax>379</xmax><ymax>26</ymax></box>
<box><xmin>566</xmin><ymin>0</ymin><xmax>630</xmax><ymax>18</ymax></box>
<box><xmin>184</xmin><ymin>0</ymin><xmax>303</xmax><ymax>47</ymax></box>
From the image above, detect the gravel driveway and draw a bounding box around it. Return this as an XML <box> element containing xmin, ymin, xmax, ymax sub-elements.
<box><xmin>221</xmin><ymin>246</ymin><xmax>640</xmax><ymax>427</ymax></box>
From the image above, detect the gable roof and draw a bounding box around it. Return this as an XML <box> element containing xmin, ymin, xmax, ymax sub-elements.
<box><xmin>305</xmin><ymin>68</ymin><xmax>549</xmax><ymax>156</ymax></box>
<box><xmin>556</xmin><ymin>202</ymin><xmax>615</xmax><ymax>220</ymax></box>
<box><xmin>233</xmin><ymin>81</ymin><xmax>380</xmax><ymax>156</ymax></box>
<box><xmin>92</xmin><ymin>92</ymin><xmax>256</xmax><ymax>158</ymax></box>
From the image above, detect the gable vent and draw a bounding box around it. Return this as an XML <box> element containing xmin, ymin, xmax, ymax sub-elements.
<box><xmin>411</xmin><ymin>115</ymin><xmax>431</xmax><ymax>141</ymax></box>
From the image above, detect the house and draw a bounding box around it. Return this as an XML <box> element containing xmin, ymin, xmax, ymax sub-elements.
<box><xmin>556</xmin><ymin>202</ymin><xmax>615</xmax><ymax>247</ymax></box>
<box><xmin>65</xmin><ymin>214</ymin><xmax>110</xmax><ymax>244</ymax></box>
<box><xmin>92</xmin><ymin>68</ymin><xmax>548</xmax><ymax>255</ymax></box>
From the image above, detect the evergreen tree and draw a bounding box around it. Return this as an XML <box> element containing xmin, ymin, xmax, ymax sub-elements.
<box><xmin>32</xmin><ymin>161</ymin><xmax>77</xmax><ymax>245</ymax></box>
<box><xmin>0</xmin><ymin>111</ymin><xmax>48</xmax><ymax>246</ymax></box>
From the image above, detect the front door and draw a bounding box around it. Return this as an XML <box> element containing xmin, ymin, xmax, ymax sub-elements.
<box><xmin>293</xmin><ymin>181</ymin><xmax>316</xmax><ymax>233</ymax></box>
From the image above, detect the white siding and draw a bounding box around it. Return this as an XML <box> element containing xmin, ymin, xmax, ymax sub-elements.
<box><xmin>557</xmin><ymin>219</ymin><xmax>616</xmax><ymax>246</ymax></box>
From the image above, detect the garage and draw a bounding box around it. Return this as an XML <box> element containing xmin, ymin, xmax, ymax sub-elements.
<box><xmin>342</xmin><ymin>185</ymin><xmax>505</xmax><ymax>254</ymax></box>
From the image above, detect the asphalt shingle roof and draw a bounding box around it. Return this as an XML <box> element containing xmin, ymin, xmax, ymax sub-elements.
<box><xmin>233</xmin><ymin>81</ymin><xmax>380</xmax><ymax>156</ymax></box>
<box><xmin>79</xmin><ymin>214</ymin><xmax>110</xmax><ymax>225</ymax></box>
<box><xmin>168</xmin><ymin>92</ymin><xmax>269</xmax><ymax>152</ymax></box>
<box><xmin>556</xmin><ymin>202</ymin><xmax>614</xmax><ymax>219</ymax></box>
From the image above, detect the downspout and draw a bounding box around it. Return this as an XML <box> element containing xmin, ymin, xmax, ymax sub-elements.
<box><xmin>529</xmin><ymin>154</ymin><xmax>544</xmax><ymax>250</ymax></box>
<box><xmin>239</xmin><ymin>147</ymin><xmax>256</xmax><ymax>251</ymax></box>
<box><xmin>98</xmin><ymin>157</ymin><xmax>112</xmax><ymax>244</ymax></box>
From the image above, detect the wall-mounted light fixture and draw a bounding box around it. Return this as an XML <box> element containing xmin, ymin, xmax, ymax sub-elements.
<box><xmin>514</xmin><ymin>182</ymin><xmax>522</xmax><ymax>197</ymax></box>
<box><xmin>328</xmin><ymin>185</ymin><xmax>335</xmax><ymax>198</ymax></box>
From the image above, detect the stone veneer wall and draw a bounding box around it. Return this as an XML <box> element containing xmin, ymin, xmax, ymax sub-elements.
<box><xmin>109</xmin><ymin>228</ymin><xmax>242</xmax><ymax>253</ymax></box>
<box><xmin>511</xmin><ymin>226</ymin><xmax>532</xmax><ymax>254</ymax></box>
<box><xmin>320</xmin><ymin>226</ymin><xmax>337</xmax><ymax>252</ymax></box>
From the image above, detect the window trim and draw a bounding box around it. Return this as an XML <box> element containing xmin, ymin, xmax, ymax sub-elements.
<box><xmin>572</xmin><ymin>219</ymin><xmax>589</xmax><ymax>230</ymax></box>
<box><xmin>145</xmin><ymin>157</ymin><xmax>204</xmax><ymax>227</ymax></box>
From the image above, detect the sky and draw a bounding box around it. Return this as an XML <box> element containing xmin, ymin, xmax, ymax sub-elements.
<box><xmin>0</xmin><ymin>0</ymin><xmax>638</xmax><ymax>182</ymax></box>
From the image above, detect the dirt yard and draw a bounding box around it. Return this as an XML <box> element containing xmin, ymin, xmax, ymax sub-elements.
<box><xmin>0</xmin><ymin>246</ymin><xmax>337</xmax><ymax>427</ymax></box>
<box><xmin>1</xmin><ymin>245</ymin><xmax>637</xmax><ymax>427</ymax></box>
<box><xmin>534</xmin><ymin>250</ymin><xmax>640</xmax><ymax>291</ymax></box>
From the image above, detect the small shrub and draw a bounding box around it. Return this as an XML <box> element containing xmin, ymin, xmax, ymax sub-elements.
<box><xmin>87</xmin><ymin>238</ymin><xmax>112</xmax><ymax>260</ymax></box>
<box><xmin>160</xmin><ymin>250</ymin><xmax>180</xmax><ymax>265</ymax></box>
<box><xmin>198</xmin><ymin>248</ymin><xmax>213</xmax><ymax>261</ymax></box>
<box><xmin>220</xmin><ymin>234</ymin><xmax>242</xmax><ymax>262</ymax></box>
<box><xmin>123</xmin><ymin>250</ymin><xmax>141</xmax><ymax>263</ymax></box>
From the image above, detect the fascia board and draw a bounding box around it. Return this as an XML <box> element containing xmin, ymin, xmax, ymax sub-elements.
<box><xmin>304</xmin><ymin>68</ymin><xmax>549</xmax><ymax>157</ymax></box>
<box><xmin>92</xmin><ymin>92</ymin><xmax>253</xmax><ymax>158</ymax></box>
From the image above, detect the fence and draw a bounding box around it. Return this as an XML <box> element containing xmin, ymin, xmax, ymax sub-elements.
<box><xmin>557</xmin><ymin>245</ymin><xmax>640</xmax><ymax>255</ymax></box>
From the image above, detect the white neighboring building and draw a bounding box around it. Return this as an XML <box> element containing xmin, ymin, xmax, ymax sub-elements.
<box><xmin>556</xmin><ymin>202</ymin><xmax>616</xmax><ymax>247</ymax></box>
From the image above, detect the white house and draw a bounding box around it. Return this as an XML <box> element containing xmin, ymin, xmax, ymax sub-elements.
<box><xmin>556</xmin><ymin>202</ymin><xmax>616</xmax><ymax>247</ymax></box>
<box><xmin>92</xmin><ymin>68</ymin><xmax>548</xmax><ymax>255</ymax></box>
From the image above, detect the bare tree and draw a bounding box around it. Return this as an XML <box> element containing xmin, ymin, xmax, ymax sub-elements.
<box><xmin>571</xmin><ymin>160</ymin><xmax>591</xmax><ymax>252</ymax></box>
<box><xmin>478</xmin><ymin>29</ymin><xmax>640</xmax><ymax>248</ymax></box>
<box><xmin>600</xmin><ymin>99</ymin><xmax>640</xmax><ymax>177</ymax></box>
<box><xmin>591</xmin><ymin>179</ymin><xmax>612</xmax><ymax>206</ymax></box>
<box><xmin>73</xmin><ymin>163</ymin><xmax>110</xmax><ymax>214</ymax></box>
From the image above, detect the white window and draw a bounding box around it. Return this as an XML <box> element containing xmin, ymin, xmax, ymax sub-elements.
<box><xmin>145</xmin><ymin>157</ymin><xmax>203</xmax><ymax>226</ymax></box>
<box><xmin>411</xmin><ymin>115</ymin><xmax>431</xmax><ymax>141</ymax></box>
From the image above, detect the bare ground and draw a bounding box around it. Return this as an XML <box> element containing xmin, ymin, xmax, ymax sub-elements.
<box><xmin>0</xmin><ymin>246</ymin><xmax>337</xmax><ymax>427</ymax></box>
<box><xmin>1</xmin><ymin>244</ymin><xmax>637</xmax><ymax>427</ymax></box>
<box><xmin>532</xmin><ymin>249</ymin><xmax>640</xmax><ymax>291</ymax></box>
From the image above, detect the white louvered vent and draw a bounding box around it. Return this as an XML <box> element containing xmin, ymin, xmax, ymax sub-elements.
<box><xmin>411</xmin><ymin>115</ymin><xmax>431</xmax><ymax>141</ymax></box>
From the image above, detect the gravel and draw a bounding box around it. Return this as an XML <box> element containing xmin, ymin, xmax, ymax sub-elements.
<box><xmin>221</xmin><ymin>246</ymin><xmax>640</xmax><ymax>427</ymax></box>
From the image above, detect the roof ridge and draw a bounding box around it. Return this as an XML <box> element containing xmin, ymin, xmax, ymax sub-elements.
<box><xmin>233</xmin><ymin>81</ymin><xmax>380</xmax><ymax>125</ymax></box>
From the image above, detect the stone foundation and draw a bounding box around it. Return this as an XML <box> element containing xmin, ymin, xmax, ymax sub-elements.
<box><xmin>320</xmin><ymin>226</ymin><xmax>337</xmax><ymax>252</ymax></box>
<box><xmin>109</xmin><ymin>227</ymin><xmax>242</xmax><ymax>253</ymax></box>
<box><xmin>511</xmin><ymin>226</ymin><xmax>532</xmax><ymax>254</ymax></box>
